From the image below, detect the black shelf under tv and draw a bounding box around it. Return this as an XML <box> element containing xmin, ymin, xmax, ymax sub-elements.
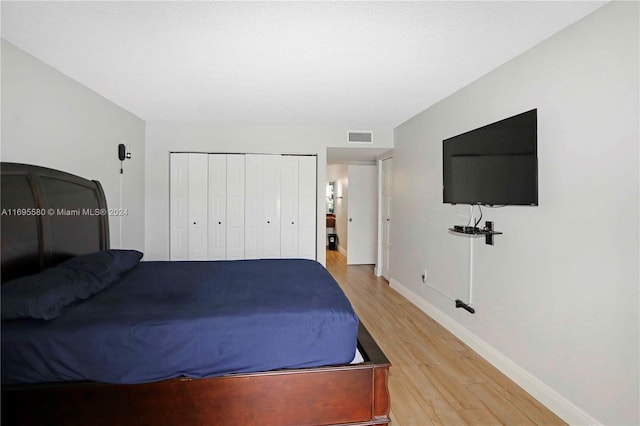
<box><xmin>448</xmin><ymin>221</ymin><xmax>502</xmax><ymax>245</ymax></box>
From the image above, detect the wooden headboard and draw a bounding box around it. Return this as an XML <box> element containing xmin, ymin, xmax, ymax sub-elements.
<box><xmin>1</xmin><ymin>163</ymin><xmax>110</xmax><ymax>283</ymax></box>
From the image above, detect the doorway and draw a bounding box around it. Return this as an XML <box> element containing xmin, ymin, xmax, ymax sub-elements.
<box><xmin>326</xmin><ymin>147</ymin><xmax>392</xmax><ymax>269</ymax></box>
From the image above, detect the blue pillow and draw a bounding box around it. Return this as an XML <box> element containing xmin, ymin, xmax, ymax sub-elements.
<box><xmin>1</xmin><ymin>250</ymin><xmax>143</xmax><ymax>320</ymax></box>
<box><xmin>58</xmin><ymin>249</ymin><xmax>143</xmax><ymax>283</ymax></box>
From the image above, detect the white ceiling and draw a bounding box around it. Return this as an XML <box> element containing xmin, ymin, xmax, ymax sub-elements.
<box><xmin>1</xmin><ymin>1</ymin><xmax>605</xmax><ymax>129</ymax></box>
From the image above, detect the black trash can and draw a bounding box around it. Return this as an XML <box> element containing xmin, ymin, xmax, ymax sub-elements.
<box><xmin>328</xmin><ymin>234</ymin><xmax>337</xmax><ymax>250</ymax></box>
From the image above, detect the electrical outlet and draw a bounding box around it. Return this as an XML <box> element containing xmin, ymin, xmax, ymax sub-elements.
<box><xmin>421</xmin><ymin>270</ymin><xmax>427</xmax><ymax>283</ymax></box>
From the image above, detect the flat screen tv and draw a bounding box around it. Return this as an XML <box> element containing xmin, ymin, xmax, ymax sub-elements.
<box><xmin>442</xmin><ymin>109</ymin><xmax>538</xmax><ymax>206</ymax></box>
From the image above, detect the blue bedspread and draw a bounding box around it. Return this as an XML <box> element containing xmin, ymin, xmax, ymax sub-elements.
<box><xmin>1</xmin><ymin>259</ymin><xmax>359</xmax><ymax>384</ymax></box>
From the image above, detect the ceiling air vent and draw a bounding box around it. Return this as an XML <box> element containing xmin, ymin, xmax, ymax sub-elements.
<box><xmin>348</xmin><ymin>131</ymin><xmax>373</xmax><ymax>144</ymax></box>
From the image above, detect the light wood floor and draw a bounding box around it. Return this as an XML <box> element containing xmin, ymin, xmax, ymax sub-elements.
<box><xmin>325</xmin><ymin>250</ymin><xmax>565</xmax><ymax>426</ymax></box>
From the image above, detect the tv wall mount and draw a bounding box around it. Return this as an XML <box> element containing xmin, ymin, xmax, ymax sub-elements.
<box><xmin>449</xmin><ymin>221</ymin><xmax>502</xmax><ymax>245</ymax></box>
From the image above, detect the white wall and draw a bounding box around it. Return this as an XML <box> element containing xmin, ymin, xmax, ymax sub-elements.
<box><xmin>1</xmin><ymin>40</ymin><xmax>146</xmax><ymax>251</ymax></box>
<box><xmin>391</xmin><ymin>3</ymin><xmax>638</xmax><ymax>425</ymax></box>
<box><xmin>144</xmin><ymin>123</ymin><xmax>392</xmax><ymax>265</ymax></box>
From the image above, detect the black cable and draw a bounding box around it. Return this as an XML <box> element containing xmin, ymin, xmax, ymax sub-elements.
<box><xmin>475</xmin><ymin>205</ymin><xmax>483</xmax><ymax>228</ymax></box>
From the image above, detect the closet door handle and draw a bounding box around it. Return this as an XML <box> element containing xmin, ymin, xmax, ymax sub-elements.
<box><xmin>267</xmin><ymin>221</ymin><xmax>270</xmax><ymax>224</ymax></box>
<box><xmin>218</xmin><ymin>221</ymin><xmax>222</xmax><ymax>225</ymax></box>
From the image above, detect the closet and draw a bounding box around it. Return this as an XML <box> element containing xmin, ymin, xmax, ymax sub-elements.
<box><xmin>170</xmin><ymin>153</ymin><xmax>316</xmax><ymax>261</ymax></box>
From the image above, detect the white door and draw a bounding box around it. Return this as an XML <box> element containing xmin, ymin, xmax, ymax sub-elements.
<box><xmin>347</xmin><ymin>165</ymin><xmax>377</xmax><ymax>265</ymax></box>
<box><xmin>297</xmin><ymin>156</ymin><xmax>317</xmax><ymax>260</ymax></box>
<box><xmin>279</xmin><ymin>155</ymin><xmax>316</xmax><ymax>260</ymax></box>
<box><xmin>208</xmin><ymin>154</ymin><xmax>227</xmax><ymax>260</ymax></box>
<box><xmin>381</xmin><ymin>158</ymin><xmax>392</xmax><ymax>279</ymax></box>
<box><xmin>244</xmin><ymin>155</ymin><xmax>262</xmax><ymax>259</ymax></box>
<box><xmin>188</xmin><ymin>153</ymin><xmax>208</xmax><ymax>260</ymax></box>
<box><xmin>244</xmin><ymin>154</ymin><xmax>281</xmax><ymax>259</ymax></box>
<box><xmin>261</xmin><ymin>155</ymin><xmax>281</xmax><ymax>258</ymax></box>
<box><xmin>170</xmin><ymin>153</ymin><xmax>189</xmax><ymax>260</ymax></box>
<box><xmin>280</xmin><ymin>156</ymin><xmax>299</xmax><ymax>258</ymax></box>
<box><xmin>226</xmin><ymin>155</ymin><xmax>245</xmax><ymax>260</ymax></box>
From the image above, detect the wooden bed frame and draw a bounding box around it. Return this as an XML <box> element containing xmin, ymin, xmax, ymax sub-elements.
<box><xmin>1</xmin><ymin>162</ymin><xmax>391</xmax><ymax>426</ymax></box>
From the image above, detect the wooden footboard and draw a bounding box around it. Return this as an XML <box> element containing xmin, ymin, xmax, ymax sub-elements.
<box><xmin>2</xmin><ymin>325</ymin><xmax>390</xmax><ymax>426</ymax></box>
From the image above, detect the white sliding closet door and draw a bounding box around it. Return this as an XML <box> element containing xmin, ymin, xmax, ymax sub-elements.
<box><xmin>187</xmin><ymin>154</ymin><xmax>209</xmax><ymax>260</ymax></box>
<box><xmin>226</xmin><ymin>155</ymin><xmax>245</xmax><ymax>260</ymax></box>
<box><xmin>244</xmin><ymin>155</ymin><xmax>262</xmax><ymax>259</ymax></box>
<box><xmin>170</xmin><ymin>153</ymin><xmax>208</xmax><ymax>260</ymax></box>
<box><xmin>281</xmin><ymin>156</ymin><xmax>316</xmax><ymax>259</ymax></box>
<box><xmin>297</xmin><ymin>156</ymin><xmax>316</xmax><ymax>260</ymax></box>
<box><xmin>261</xmin><ymin>155</ymin><xmax>282</xmax><ymax>258</ymax></box>
<box><xmin>280</xmin><ymin>156</ymin><xmax>299</xmax><ymax>258</ymax></box>
<box><xmin>207</xmin><ymin>155</ymin><xmax>227</xmax><ymax>260</ymax></box>
<box><xmin>170</xmin><ymin>153</ymin><xmax>189</xmax><ymax>260</ymax></box>
<box><xmin>245</xmin><ymin>154</ymin><xmax>282</xmax><ymax>259</ymax></box>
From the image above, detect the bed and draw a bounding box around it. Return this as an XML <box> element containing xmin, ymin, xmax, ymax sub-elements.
<box><xmin>1</xmin><ymin>162</ymin><xmax>391</xmax><ymax>426</ymax></box>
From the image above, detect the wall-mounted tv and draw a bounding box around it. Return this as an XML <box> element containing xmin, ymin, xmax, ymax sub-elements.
<box><xmin>442</xmin><ymin>109</ymin><xmax>538</xmax><ymax>206</ymax></box>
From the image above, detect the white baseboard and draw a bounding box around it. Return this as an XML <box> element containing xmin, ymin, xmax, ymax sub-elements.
<box><xmin>338</xmin><ymin>245</ymin><xmax>347</xmax><ymax>257</ymax></box>
<box><xmin>389</xmin><ymin>278</ymin><xmax>601</xmax><ymax>426</ymax></box>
